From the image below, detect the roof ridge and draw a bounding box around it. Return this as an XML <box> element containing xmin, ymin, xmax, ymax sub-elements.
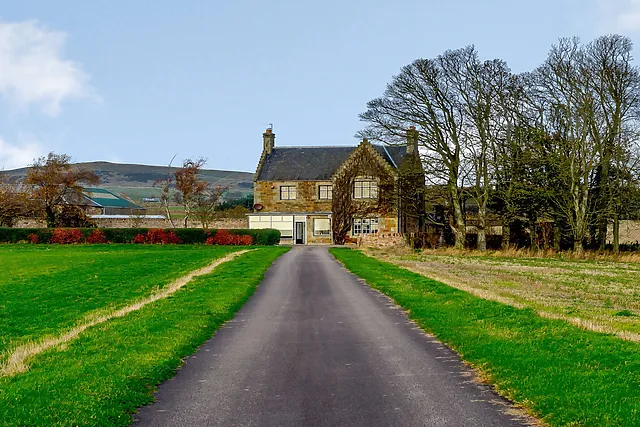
<box><xmin>275</xmin><ymin>143</ymin><xmax>407</xmax><ymax>149</ymax></box>
<box><xmin>275</xmin><ymin>145</ymin><xmax>357</xmax><ymax>149</ymax></box>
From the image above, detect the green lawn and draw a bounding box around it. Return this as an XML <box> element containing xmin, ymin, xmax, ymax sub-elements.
<box><xmin>0</xmin><ymin>244</ymin><xmax>239</xmax><ymax>356</ymax></box>
<box><xmin>0</xmin><ymin>244</ymin><xmax>288</xmax><ymax>426</ymax></box>
<box><xmin>330</xmin><ymin>248</ymin><xmax>640</xmax><ymax>427</ymax></box>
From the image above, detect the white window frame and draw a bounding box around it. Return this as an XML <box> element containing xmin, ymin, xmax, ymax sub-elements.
<box><xmin>353</xmin><ymin>180</ymin><xmax>378</xmax><ymax>199</ymax></box>
<box><xmin>318</xmin><ymin>185</ymin><xmax>332</xmax><ymax>200</ymax></box>
<box><xmin>352</xmin><ymin>217</ymin><xmax>379</xmax><ymax>235</ymax></box>
<box><xmin>313</xmin><ymin>218</ymin><xmax>331</xmax><ymax>236</ymax></box>
<box><xmin>280</xmin><ymin>185</ymin><xmax>297</xmax><ymax>200</ymax></box>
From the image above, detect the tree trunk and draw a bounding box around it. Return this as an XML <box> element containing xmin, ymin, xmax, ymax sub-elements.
<box><xmin>448</xmin><ymin>182</ymin><xmax>465</xmax><ymax>250</ymax></box>
<box><xmin>45</xmin><ymin>206</ymin><xmax>56</xmax><ymax>228</ymax></box>
<box><xmin>613</xmin><ymin>213</ymin><xmax>620</xmax><ymax>253</ymax></box>
<box><xmin>476</xmin><ymin>202</ymin><xmax>487</xmax><ymax>251</ymax></box>
<box><xmin>164</xmin><ymin>204</ymin><xmax>176</xmax><ymax>228</ymax></box>
<box><xmin>501</xmin><ymin>224</ymin><xmax>510</xmax><ymax>249</ymax></box>
<box><xmin>573</xmin><ymin>238</ymin><xmax>584</xmax><ymax>255</ymax></box>
<box><xmin>553</xmin><ymin>225</ymin><xmax>560</xmax><ymax>251</ymax></box>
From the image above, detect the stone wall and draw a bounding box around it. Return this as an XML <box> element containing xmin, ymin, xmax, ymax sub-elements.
<box><xmin>254</xmin><ymin>180</ymin><xmax>332</xmax><ymax>213</ymax></box>
<box><xmin>357</xmin><ymin>232</ymin><xmax>406</xmax><ymax>248</ymax></box>
<box><xmin>607</xmin><ymin>220</ymin><xmax>640</xmax><ymax>244</ymax></box>
<box><xmin>14</xmin><ymin>218</ymin><xmax>248</xmax><ymax>229</ymax></box>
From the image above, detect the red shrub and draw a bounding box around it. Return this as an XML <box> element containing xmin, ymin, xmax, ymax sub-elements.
<box><xmin>51</xmin><ymin>228</ymin><xmax>84</xmax><ymax>244</ymax></box>
<box><xmin>133</xmin><ymin>229</ymin><xmax>183</xmax><ymax>244</ymax></box>
<box><xmin>213</xmin><ymin>230</ymin><xmax>235</xmax><ymax>245</ymax></box>
<box><xmin>87</xmin><ymin>229</ymin><xmax>108</xmax><ymax>244</ymax></box>
<box><xmin>237</xmin><ymin>235</ymin><xmax>253</xmax><ymax>245</ymax></box>
<box><xmin>27</xmin><ymin>233</ymin><xmax>39</xmax><ymax>244</ymax></box>
<box><xmin>133</xmin><ymin>233</ymin><xmax>147</xmax><ymax>244</ymax></box>
<box><xmin>146</xmin><ymin>229</ymin><xmax>167</xmax><ymax>244</ymax></box>
<box><xmin>210</xmin><ymin>230</ymin><xmax>253</xmax><ymax>245</ymax></box>
<box><xmin>165</xmin><ymin>231</ymin><xmax>182</xmax><ymax>244</ymax></box>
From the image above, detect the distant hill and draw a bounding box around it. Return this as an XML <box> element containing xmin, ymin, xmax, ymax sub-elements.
<box><xmin>4</xmin><ymin>161</ymin><xmax>255</xmax><ymax>202</ymax></box>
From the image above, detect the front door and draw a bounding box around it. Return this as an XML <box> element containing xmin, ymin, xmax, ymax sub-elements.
<box><xmin>295</xmin><ymin>222</ymin><xmax>305</xmax><ymax>244</ymax></box>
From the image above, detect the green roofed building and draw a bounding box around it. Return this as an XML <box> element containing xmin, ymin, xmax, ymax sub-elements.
<box><xmin>82</xmin><ymin>188</ymin><xmax>145</xmax><ymax>216</ymax></box>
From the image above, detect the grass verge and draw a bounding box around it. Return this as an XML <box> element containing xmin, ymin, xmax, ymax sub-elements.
<box><xmin>330</xmin><ymin>248</ymin><xmax>640</xmax><ymax>427</ymax></box>
<box><xmin>0</xmin><ymin>246</ymin><xmax>289</xmax><ymax>426</ymax></box>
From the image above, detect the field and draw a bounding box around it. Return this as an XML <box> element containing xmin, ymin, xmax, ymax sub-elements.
<box><xmin>5</xmin><ymin>161</ymin><xmax>254</xmax><ymax>203</ymax></box>
<box><xmin>0</xmin><ymin>244</ymin><xmax>288</xmax><ymax>426</ymax></box>
<box><xmin>368</xmin><ymin>248</ymin><xmax>640</xmax><ymax>341</ymax></box>
<box><xmin>331</xmin><ymin>248</ymin><xmax>640</xmax><ymax>426</ymax></box>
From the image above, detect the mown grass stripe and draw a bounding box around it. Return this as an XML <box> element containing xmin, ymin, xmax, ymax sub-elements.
<box><xmin>1</xmin><ymin>250</ymin><xmax>250</xmax><ymax>378</ymax></box>
<box><xmin>0</xmin><ymin>244</ymin><xmax>240</xmax><ymax>356</ymax></box>
<box><xmin>330</xmin><ymin>248</ymin><xmax>640</xmax><ymax>427</ymax></box>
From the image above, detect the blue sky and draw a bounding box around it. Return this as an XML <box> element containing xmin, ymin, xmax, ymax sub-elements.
<box><xmin>0</xmin><ymin>0</ymin><xmax>638</xmax><ymax>172</ymax></box>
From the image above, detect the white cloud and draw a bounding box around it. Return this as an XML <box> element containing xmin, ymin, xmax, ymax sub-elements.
<box><xmin>0</xmin><ymin>136</ymin><xmax>43</xmax><ymax>170</ymax></box>
<box><xmin>596</xmin><ymin>0</ymin><xmax>640</xmax><ymax>32</ymax></box>
<box><xmin>0</xmin><ymin>20</ymin><xmax>90</xmax><ymax>116</ymax></box>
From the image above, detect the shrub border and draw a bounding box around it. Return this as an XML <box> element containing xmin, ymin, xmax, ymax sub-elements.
<box><xmin>0</xmin><ymin>228</ymin><xmax>281</xmax><ymax>245</ymax></box>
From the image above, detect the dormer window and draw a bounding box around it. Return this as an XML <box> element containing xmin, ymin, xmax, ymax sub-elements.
<box><xmin>353</xmin><ymin>180</ymin><xmax>378</xmax><ymax>199</ymax></box>
<box><xmin>280</xmin><ymin>186</ymin><xmax>297</xmax><ymax>200</ymax></box>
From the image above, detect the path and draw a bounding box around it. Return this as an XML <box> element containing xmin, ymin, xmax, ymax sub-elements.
<box><xmin>134</xmin><ymin>246</ymin><xmax>529</xmax><ymax>427</ymax></box>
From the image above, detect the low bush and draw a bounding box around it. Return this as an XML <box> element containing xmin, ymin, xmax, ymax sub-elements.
<box><xmin>0</xmin><ymin>228</ymin><xmax>280</xmax><ymax>245</ymax></box>
<box><xmin>173</xmin><ymin>228</ymin><xmax>208</xmax><ymax>244</ymax></box>
<box><xmin>227</xmin><ymin>229</ymin><xmax>280</xmax><ymax>245</ymax></box>
<box><xmin>133</xmin><ymin>229</ymin><xmax>182</xmax><ymax>244</ymax></box>
<box><xmin>206</xmin><ymin>230</ymin><xmax>253</xmax><ymax>245</ymax></box>
<box><xmin>86</xmin><ymin>229</ymin><xmax>108</xmax><ymax>244</ymax></box>
<box><xmin>50</xmin><ymin>229</ymin><xmax>85</xmax><ymax>244</ymax></box>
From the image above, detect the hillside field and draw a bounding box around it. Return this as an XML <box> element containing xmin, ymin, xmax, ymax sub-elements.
<box><xmin>0</xmin><ymin>244</ymin><xmax>288</xmax><ymax>426</ymax></box>
<box><xmin>4</xmin><ymin>161</ymin><xmax>255</xmax><ymax>202</ymax></box>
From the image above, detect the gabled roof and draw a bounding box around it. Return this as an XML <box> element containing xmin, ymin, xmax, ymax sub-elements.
<box><xmin>256</xmin><ymin>144</ymin><xmax>408</xmax><ymax>181</ymax></box>
<box><xmin>83</xmin><ymin>188</ymin><xmax>143</xmax><ymax>209</ymax></box>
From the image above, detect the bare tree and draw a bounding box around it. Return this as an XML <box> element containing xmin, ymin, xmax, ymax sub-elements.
<box><xmin>174</xmin><ymin>158</ymin><xmax>208</xmax><ymax>228</ymax></box>
<box><xmin>359</xmin><ymin>51</ymin><xmax>468</xmax><ymax>248</ymax></box>
<box><xmin>154</xmin><ymin>155</ymin><xmax>177</xmax><ymax>228</ymax></box>
<box><xmin>583</xmin><ymin>35</ymin><xmax>640</xmax><ymax>251</ymax></box>
<box><xmin>193</xmin><ymin>185</ymin><xmax>227</xmax><ymax>229</ymax></box>
<box><xmin>445</xmin><ymin>51</ymin><xmax>513</xmax><ymax>250</ymax></box>
<box><xmin>24</xmin><ymin>153</ymin><xmax>100</xmax><ymax>227</ymax></box>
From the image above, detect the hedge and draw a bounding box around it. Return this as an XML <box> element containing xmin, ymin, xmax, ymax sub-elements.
<box><xmin>0</xmin><ymin>228</ymin><xmax>281</xmax><ymax>246</ymax></box>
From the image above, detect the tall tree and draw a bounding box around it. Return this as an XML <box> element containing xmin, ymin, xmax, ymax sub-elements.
<box><xmin>359</xmin><ymin>50</ymin><xmax>469</xmax><ymax>248</ymax></box>
<box><xmin>25</xmin><ymin>153</ymin><xmax>100</xmax><ymax>227</ymax></box>
<box><xmin>174</xmin><ymin>158</ymin><xmax>208</xmax><ymax>228</ymax></box>
<box><xmin>583</xmin><ymin>35</ymin><xmax>640</xmax><ymax>250</ymax></box>
<box><xmin>154</xmin><ymin>155</ymin><xmax>177</xmax><ymax>228</ymax></box>
<box><xmin>531</xmin><ymin>38</ymin><xmax>601</xmax><ymax>253</ymax></box>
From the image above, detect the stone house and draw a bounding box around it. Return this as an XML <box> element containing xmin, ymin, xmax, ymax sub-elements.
<box><xmin>248</xmin><ymin>128</ymin><xmax>425</xmax><ymax>244</ymax></box>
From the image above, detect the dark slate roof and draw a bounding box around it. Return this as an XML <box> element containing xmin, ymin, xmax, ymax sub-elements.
<box><xmin>256</xmin><ymin>145</ymin><xmax>408</xmax><ymax>181</ymax></box>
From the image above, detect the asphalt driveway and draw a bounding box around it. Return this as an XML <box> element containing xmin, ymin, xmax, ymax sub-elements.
<box><xmin>134</xmin><ymin>246</ymin><xmax>529</xmax><ymax>427</ymax></box>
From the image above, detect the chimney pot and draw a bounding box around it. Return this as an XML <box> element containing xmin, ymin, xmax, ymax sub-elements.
<box><xmin>406</xmin><ymin>126</ymin><xmax>419</xmax><ymax>155</ymax></box>
<box><xmin>263</xmin><ymin>128</ymin><xmax>275</xmax><ymax>154</ymax></box>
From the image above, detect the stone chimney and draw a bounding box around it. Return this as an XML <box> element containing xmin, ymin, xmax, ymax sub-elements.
<box><xmin>406</xmin><ymin>126</ymin><xmax>419</xmax><ymax>155</ymax></box>
<box><xmin>263</xmin><ymin>128</ymin><xmax>275</xmax><ymax>155</ymax></box>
